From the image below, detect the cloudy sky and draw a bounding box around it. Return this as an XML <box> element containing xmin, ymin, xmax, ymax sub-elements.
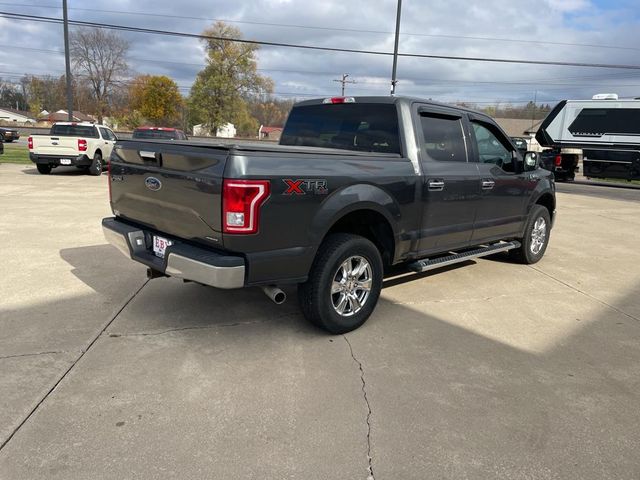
<box><xmin>1</xmin><ymin>0</ymin><xmax>640</xmax><ymax>106</ymax></box>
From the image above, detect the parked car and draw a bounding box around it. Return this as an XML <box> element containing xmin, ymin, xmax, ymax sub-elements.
<box><xmin>132</xmin><ymin>127</ymin><xmax>188</xmax><ymax>140</ymax></box>
<box><xmin>103</xmin><ymin>96</ymin><xmax>555</xmax><ymax>333</ymax></box>
<box><xmin>0</xmin><ymin>127</ymin><xmax>20</xmax><ymax>142</ymax></box>
<box><xmin>539</xmin><ymin>148</ymin><xmax>578</xmax><ymax>181</ymax></box>
<box><xmin>28</xmin><ymin>122</ymin><xmax>117</xmax><ymax>175</ymax></box>
<box><xmin>511</xmin><ymin>137</ymin><xmax>528</xmax><ymax>156</ymax></box>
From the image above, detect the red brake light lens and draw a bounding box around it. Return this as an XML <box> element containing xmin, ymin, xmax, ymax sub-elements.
<box><xmin>322</xmin><ymin>97</ymin><xmax>356</xmax><ymax>104</ymax></box>
<box><xmin>554</xmin><ymin>155</ymin><xmax>562</xmax><ymax>166</ymax></box>
<box><xmin>78</xmin><ymin>139</ymin><xmax>88</xmax><ymax>152</ymax></box>
<box><xmin>222</xmin><ymin>180</ymin><xmax>270</xmax><ymax>234</ymax></box>
<box><xmin>28</xmin><ymin>136</ymin><xmax>33</xmax><ymax>149</ymax></box>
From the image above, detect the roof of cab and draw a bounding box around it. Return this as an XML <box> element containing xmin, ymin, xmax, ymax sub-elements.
<box><xmin>293</xmin><ymin>95</ymin><xmax>491</xmax><ymax>118</ymax></box>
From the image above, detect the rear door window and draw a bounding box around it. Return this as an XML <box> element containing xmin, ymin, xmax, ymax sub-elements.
<box><xmin>280</xmin><ymin>103</ymin><xmax>401</xmax><ymax>155</ymax></box>
<box><xmin>419</xmin><ymin>114</ymin><xmax>468</xmax><ymax>162</ymax></box>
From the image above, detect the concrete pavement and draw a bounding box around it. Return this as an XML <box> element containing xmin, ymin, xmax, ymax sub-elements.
<box><xmin>1</xmin><ymin>163</ymin><xmax>640</xmax><ymax>479</ymax></box>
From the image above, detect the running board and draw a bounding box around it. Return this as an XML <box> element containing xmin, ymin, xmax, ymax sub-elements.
<box><xmin>408</xmin><ymin>241</ymin><xmax>521</xmax><ymax>273</ymax></box>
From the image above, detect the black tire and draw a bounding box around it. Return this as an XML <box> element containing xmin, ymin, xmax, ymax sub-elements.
<box><xmin>509</xmin><ymin>205</ymin><xmax>551</xmax><ymax>264</ymax></box>
<box><xmin>298</xmin><ymin>233</ymin><xmax>383</xmax><ymax>334</ymax></box>
<box><xmin>36</xmin><ymin>164</ymin><xmax>51</xmax><ymax>175</ymax></box>
<box><xmin>89</xmin><ymin>152</ymin><xmax>103</xmax><ymax>176</ymax></box>
<box><xmin>5</xmin><ymin>139</ymin><xmax>13</xmax><ymax>143</ymax></box>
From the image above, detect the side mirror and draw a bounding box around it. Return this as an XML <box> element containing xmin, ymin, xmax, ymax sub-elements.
<box><xmin>524</xmin><ymin>152</ymin><xmax>539</xmax><ymax>171</ymax></box>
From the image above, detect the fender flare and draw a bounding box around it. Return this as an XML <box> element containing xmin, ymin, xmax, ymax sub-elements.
<box><xmin>309</xmin><ymin>183</ymin><xmax>400</xmax><ymax>247</ymax></box>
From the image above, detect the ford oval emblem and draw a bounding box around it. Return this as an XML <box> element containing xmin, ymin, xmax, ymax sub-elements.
<box><xmin>145</xmin><ymin>177</ymin><xmax>162</xmax><ymax>191</ymax></box>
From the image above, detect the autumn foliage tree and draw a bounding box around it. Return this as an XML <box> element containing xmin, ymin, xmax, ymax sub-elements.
<box><xmin>189</xmin><ymin>22</ymin><xmax>273</xmax><ymax>136</ymax></box>
<box><xmin>129</xmin><ymin>75</ymin><xmax>183</xmax><ymax>126</ymax></box>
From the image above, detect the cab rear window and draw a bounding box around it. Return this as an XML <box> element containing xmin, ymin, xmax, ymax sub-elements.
<box><xmin>280</xmin><ymin>104</ymin><xmax>401</xmax><ymax>155</ymax></box>
<box><xmin>50</xmin><ymin>125</ymin><xmax>98</xmax><ymax>138</ymax></box>
<box><xmin>133</xmin><ymin>129</ymin><xmax>184</xmax><ymax>140</ymax></box>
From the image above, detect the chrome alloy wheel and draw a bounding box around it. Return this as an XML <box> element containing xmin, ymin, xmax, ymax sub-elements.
<box><xmin>331</xmin><ymin>256</ymin><xmax>373</xmax><ymax>317</ymax></box>
<box><xmin>530</xmin><ymin>217</ymin><xmax>547</xmax><ymax>255</ymax></box>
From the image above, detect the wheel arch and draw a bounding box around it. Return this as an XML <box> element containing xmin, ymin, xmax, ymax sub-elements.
<box><xmin>534</xmin><ymin>191</ymin><xmax>555</xmax><ymax>222</ymax></box>
<box><xmin>310</xmin><ymin>184</ymin><xmax>400</xmax><ymax>266</ymax></box>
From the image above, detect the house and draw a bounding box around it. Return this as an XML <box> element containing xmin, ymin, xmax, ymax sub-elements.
<box><xmin>0</xmin><ymin>107</ymin><xmax>36</xmax><ymax>124</ymax></box>
<box><xmin>493</xmin><ymin>118</ymin><xmax>544</xmax><ymax>152</ymax></box>
<box><xmin>37</xmin><ymin>110</ymin><xmax>96</xmax><ymax>124</ymax></box>
<box><xmin>192</xmin><ymin>123</ymin><xmax>236</xmax><ymax>138</ymax></box>
<box><xmin>259</xmin><ymin>125</ymin><xmax>283</xmax><ymax>141</ymax></box>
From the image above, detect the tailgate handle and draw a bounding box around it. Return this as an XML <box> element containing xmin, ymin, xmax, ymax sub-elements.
<box><xmin>139</xmin><ymin>150</ymin><xmax>163</xmax><ymax>166</ymax></box>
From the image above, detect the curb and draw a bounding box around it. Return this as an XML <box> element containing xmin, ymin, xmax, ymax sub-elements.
<box><xmin>571</xmin><ymin>179</ymin><xmax>640</xmax><ymax>190</ymax></box>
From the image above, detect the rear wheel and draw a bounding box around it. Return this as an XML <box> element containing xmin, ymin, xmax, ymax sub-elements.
<box><xmin>298</xmin><ymin>234</ymin><xmax>383</xmax><ymax>334</ymax></box>
<box><xmin>509</xmin><ymin>205</ymin><xmax>551</xmax><ymax>264</ymax></box>
<box><xmin>36</xmin><ymin>164</ymin><xmax>51</xmax><ymax>175</ymax></box>
<box><xmin>89</xmin><ymin>152</ymin><xmax>102</xmax><ymax>176</ymax></box>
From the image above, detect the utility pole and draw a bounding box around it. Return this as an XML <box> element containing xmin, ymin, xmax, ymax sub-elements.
<box><xmin>62</xmin><ymin>0</ymin><xmax>73</xmax><ymax>121</ymax></box>
<box><xmin>333</xmin><ymin>73</ymin><xmax>356</xmax><ymax>96</ymax></box>
<box><xmin>390</xmin><ymin>0</ymin><xmax>403</xmax><ymax>95</ymax></box>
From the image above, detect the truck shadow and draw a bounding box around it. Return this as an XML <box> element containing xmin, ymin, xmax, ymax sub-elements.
<box><xmin>4</xmin><ymin>243</ymin><xmax>640</xmax><ymax>478</ymax></box>
<box><xmin>22</xmin><ymin>166</ymin><xmax>89</xmax><ymax>176</ymax></box>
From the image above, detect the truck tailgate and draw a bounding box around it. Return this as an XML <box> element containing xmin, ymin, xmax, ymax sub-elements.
<box><xmin>32</xmin><ymin>136</ymin><xmax>79</xmax><ymax>156</ymax></box>
<box><xmin>109</xmin><ymin>141</ymin><xmax>229</xmax><ymax>244</ymax></box>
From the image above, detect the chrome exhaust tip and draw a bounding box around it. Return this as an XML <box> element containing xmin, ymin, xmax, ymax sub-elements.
<box><xmin>261</xmin><ymin>285</ymin><xmax>286</xmax><ymax>305</ymax></box>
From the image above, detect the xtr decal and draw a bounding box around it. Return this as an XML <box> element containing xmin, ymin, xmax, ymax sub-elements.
<box><xmin>283</xmin><ymin>179</ymin><xmax>328</xmax><ymax>195</ymax></box>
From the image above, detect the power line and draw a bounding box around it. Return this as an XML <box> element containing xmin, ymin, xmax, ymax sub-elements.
<box><xmin>3</xmin><ymin>11</ymin><xmax>640</xmax><ymax>72</ymax></box>
<box><xmin>2</xmin><ymin>1</ymin><xmax>640</xmax><ymax>53</ymax></box>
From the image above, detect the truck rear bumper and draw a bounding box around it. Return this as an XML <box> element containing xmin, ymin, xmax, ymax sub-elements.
<box><xmin>102</xmin><ymin>217</ymin><xmax>246</xmax><ymax>289</ymax></box>
<box><xmin>30</xmin><ymin>153</ymin><xmax>91</xmax><ymax>166</ymax></box>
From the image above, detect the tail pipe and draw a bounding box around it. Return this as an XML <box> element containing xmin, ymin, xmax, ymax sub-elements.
<box><xmin>261</xmin><ymin>285</ymin><xmax>286</xmax><ymax>305</ymax></box>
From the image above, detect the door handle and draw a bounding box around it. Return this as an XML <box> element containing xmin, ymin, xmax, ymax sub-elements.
<box><xmin>481</xmin><ymin>179</ymin><xmax>495</xmax><ymax>190</ymax></box>
<box><xmin>427</xmin><ymin>179</ymin><xmax>445</xmax><ymax>191</ymax></box>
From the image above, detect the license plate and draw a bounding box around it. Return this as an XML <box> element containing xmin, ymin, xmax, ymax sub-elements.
<box><xmin>60</xmin><ymin>159</ymin><xmax>72</xmax><ymax>165</ymax></box>
<box><xmin>153</xmin><ymin>235</ymin><xmax>172</xmax><ymax>258</ymax></box>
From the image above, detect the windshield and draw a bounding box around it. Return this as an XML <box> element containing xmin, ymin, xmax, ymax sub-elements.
<box><xmin>280</xmin><ymin>103</ymin><xmax>401</xmax><ymax>154</ymax></box>
<box><xmin>133</xmin><ymin>129</ymin><xmax>182</xmax><ymax>140</ymax></box>
<box><xmin>50</xmin><ymin>125</ymin><xmax>98</xmax><ymax>138</ymax></box>
<box><xmin>512</xmin><ymin>138</ymin><xmax>527</xmax><ymax>149</ymax></box>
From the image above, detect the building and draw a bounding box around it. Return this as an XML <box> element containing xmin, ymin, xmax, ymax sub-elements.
<box><xmin>192</xmin><ymin>123</ymin><xmax>236</xmax><ymax>138</ymax></box>
<box><xmin>0</xmin><ymin>107</ymin><xmax>36</xmax><ymax>124</ymax></box>
<box><xmin>493</xmin><ymin>118</ymin><xmax>544</xmax><ymax>152</ymax></box>
<box><xmin>37</xmin><ymin>110</ymin><xmax>96</xmax><ymax>124</ymax></box>
<box><xmin>259</xmin><ymin>125</ymin><xmax>283</xmax><ymax>141</ymax></box>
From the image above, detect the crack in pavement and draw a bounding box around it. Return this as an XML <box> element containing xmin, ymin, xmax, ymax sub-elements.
<box><xmin>344</xmin><ymin>335</ymin><xmax>375</xmax><ymax>480</ymax></box>
<box><xmin>0</xmin><ymin>351</ymin><xmax>65</xmax><ymax>361</ymax></box>
<box><xmin>0</xmin><ymin>279</ymin><xmax>150</xmax><ymax>452</ymax></box>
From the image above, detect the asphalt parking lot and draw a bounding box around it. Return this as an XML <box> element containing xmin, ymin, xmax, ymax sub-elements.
<box><xmin>1</xmin><ymin>163</ymin><xmax>640</xmax><ymax>479</ymax></box>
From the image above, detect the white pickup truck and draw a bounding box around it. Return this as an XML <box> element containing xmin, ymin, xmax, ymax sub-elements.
<box><xmin>28</xmin><ymin>122</ymin><xmax>117</xmax><ymax>175</ymax></box>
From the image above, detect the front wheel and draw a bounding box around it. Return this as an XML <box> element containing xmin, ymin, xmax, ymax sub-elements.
<box><xmin>298</xmin><ymin>233</ymin><xmax>383</xmax><ymax>334</ymax></box>
<box><xmin>510</xmin><ymin>205</ymin><xmax>551</xmax><ymax>264</ymax></box>
<box><xmin>36</xmin><ymin>164</ymin><xmax>51</xmax><ymax>175</ymax></box>
<box><xmin>88</xmin><ymin>153</ymin><xmax>102</xmax><ymax>176</ymax></box>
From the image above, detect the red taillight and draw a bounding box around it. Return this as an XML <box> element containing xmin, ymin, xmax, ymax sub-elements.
<box><xmin>78</xmin><ymin>139</ymin><xmax>87</xmax><ymax>152</ymax></box>
<box><xmin>323</xmin><ymin>97</ymin><xmax>356</xmax><ymax>104</ymax></box>
<box><xmin>554</xmin><ymin>155</ymin><xmax>562</xmax><ymax>166</ymax></box>
<box><xmin>28</xmin><ymin>136</ymin><xmax>33</xmax><ymax>149</ymax></box>
<box><xmin>222</xmin><ymin>179</ymin><xmax>270</xmax><ymax>234</ymax></box>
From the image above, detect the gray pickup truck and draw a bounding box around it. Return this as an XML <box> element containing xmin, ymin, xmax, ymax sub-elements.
<box><xmin>103</xmin><ymin>96</ymin><xmax>555</xmax><ymax>333</ymax></box>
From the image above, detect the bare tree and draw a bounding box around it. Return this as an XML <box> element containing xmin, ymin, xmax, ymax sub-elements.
<box><xmin>70</xmin><ymin>28</ymin><xmax>129</xmax><ymax>123</ymax></box>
